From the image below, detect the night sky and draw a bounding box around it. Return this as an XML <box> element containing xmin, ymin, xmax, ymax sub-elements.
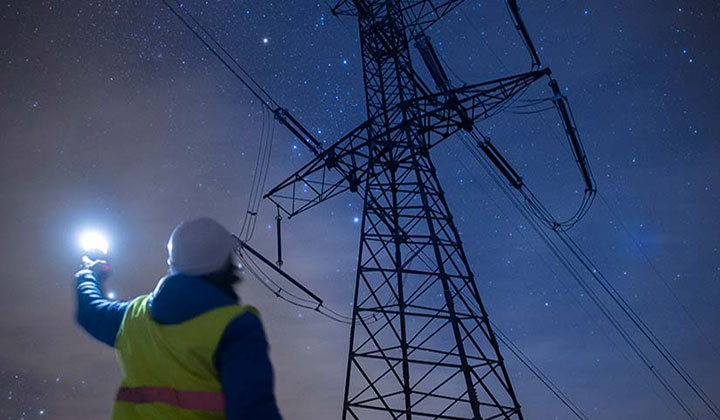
<box><xmin>1</xmin><ymin>1</ymin><xmax>719</xmax><ymax>419</ymax></box>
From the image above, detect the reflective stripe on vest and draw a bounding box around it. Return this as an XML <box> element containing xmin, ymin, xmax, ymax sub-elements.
<box><xmin>116</xmin><ymin>386</ymin><xmax>225</xmax><ymax>411</ymax></box>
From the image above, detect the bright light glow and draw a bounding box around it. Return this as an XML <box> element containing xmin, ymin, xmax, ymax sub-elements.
<box><xmin>107</xmin><ymin>291</ymin><xmax>116</xmax><ymax>299</ymax></box>
<box><xmin>80</xmin><ymin>231</ymin><xmax>109</xmax><ymax>254</ymax></box>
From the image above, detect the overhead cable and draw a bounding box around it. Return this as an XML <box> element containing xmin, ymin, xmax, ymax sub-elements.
<box><xmin>460</xmin><ymin>133</ymin><xmax>717</xmax><ymax>419</ymax></box>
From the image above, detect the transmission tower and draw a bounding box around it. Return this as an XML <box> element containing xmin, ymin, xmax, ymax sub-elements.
<box><xmin>264</xmin><ymin>1</ymin><xmax>557</xmax><ymax>418</ymax></box>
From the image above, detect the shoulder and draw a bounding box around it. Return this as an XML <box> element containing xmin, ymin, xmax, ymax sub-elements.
<box><xmin>224</xmin><ymin>308</ymin><xmax>265</xmax><ymax>341</ymax></box>
<box><xmin>120</xmin><ymin>294</ymin><xmax>151</xmax><ymax>315</ymax></box>
<box><xmin>213</xmin><ymin>308</ymin><xmax>268</xmax><ymax>368</ymax></box>
<box><xmin>241</xmin><ymin>305</ymin><xmax>261</xmax><ymax>318</ymax></box>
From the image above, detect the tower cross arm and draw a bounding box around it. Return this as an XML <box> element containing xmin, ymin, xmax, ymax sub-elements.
<box><xmin>422</xmin><ymin>68</ymin><xmax>550</xmax><ymax>147</ymax></box>
<box><xmin>265</xmin><ymin>68</ymin><xmax>549</xmax><ymax>218</ymax></box>
<box><xmin>264</xmin><ymin>119</ymin><xmax>374</xmax><ymax>218</ymax></box>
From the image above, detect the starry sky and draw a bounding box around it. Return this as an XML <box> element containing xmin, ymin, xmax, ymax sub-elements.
<box><xmin>1</xmin><ymin>0</ymin><xmax>719</xmax><ymax>419</ymax></box>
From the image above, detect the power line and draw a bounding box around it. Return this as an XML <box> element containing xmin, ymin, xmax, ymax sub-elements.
<box><xmin>459</xmin><ymin>132</ymin><xmax>718</xmax><ymax>419</ymax></box>
<box><xmin>559</xmin><ymin>230</ymin><xmax>720</xmax><ymax>418</ymax></box>
<box><xmin>451</xmin><ymin>153</ymin><xmax>683</xmax><ymax>417</ymax></box>
<box><xmin>236</xmin><ymin>237</ymin><xmax>382</xmax><ymax>326</ymax></box>
<box><xmin>160</xmin><ymin>0</ymin><xmax>324</xmax><ymax>154</ymax></box>
<box><xmin>159</xmin><ymin>0</ymin><xmax>277</xmax><ymax>111</ymax></box>
<box><xmin>460</xmin><ymin>135</ymin><xmax>699</xmax><ymax>419</ymax></box>
<box><xmin>492</xmin><ymin>323</ymin><xmax>590</xmax><ymax>420</ymax></box>
<box><xmin>597</xmin><ymin>192</ymin><xmax>720</xmax><ymax>360</ymax></box>
<box><xmin>240</xmin><ymin>108</ymin><xmax>275</xmax><ymax>241</ymax></box>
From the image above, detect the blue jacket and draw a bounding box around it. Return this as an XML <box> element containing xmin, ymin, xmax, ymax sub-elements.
<box><xmin>75</xmin><ymin>270</ymin><xmax>283</xmax><ymax>420</ymax></box>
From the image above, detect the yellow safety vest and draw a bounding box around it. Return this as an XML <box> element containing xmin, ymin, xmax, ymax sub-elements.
<box><xmin>112</xmin><ymin>294</ymin><xmax>256</xmax><ymax>419</ymax></box>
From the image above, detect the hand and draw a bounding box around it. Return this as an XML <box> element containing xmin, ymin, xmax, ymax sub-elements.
<box><xmin>81</xmin><ymin>256</ymin><xmax>112</xmax><ymax>281</ymax></box>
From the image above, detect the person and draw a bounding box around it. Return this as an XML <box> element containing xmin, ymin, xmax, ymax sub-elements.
<box><xmin>75</xmin><ymin>217</ymin><xmax>283</xmax><ymax>419</ymax></box>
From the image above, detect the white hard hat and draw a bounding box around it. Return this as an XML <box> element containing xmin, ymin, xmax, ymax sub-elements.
<box><xmin>167</xmin><ymin>217</ymin><xmax>235</xmax><ymax>276</ymax></box>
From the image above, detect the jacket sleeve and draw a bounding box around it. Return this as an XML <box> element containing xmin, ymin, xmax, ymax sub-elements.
<box><xmin>215</xmin><ymin>312</ymin><xmax>283</xmax><ymax>420</ymax></box>
<box><xmin>75</xmin><ymin>269</ymin><xmax>129</xmax><ymax>347</ymax></box>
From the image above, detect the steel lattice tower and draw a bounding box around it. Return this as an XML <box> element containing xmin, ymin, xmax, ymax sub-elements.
<box><xmin>338</xmin><ymin>2</ymin><xmax>521</xmax><ymax>419</ymax></box>
<box><xmin>266</xmin><ymin>1</ymin><xmax>552</xmax><ymax>418</ymax></box>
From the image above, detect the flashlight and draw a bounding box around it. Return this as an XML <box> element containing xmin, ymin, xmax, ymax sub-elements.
<box><xmin>79</xmin><ymin>230</ymin><xmax>112</xmax><ymax>274</ymax></box>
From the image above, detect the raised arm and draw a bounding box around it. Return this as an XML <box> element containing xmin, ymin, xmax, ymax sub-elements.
<box><xmin>75</xmin><ymin>269</ymin><xmax>129</xmax><ymax>347</ymax></box>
